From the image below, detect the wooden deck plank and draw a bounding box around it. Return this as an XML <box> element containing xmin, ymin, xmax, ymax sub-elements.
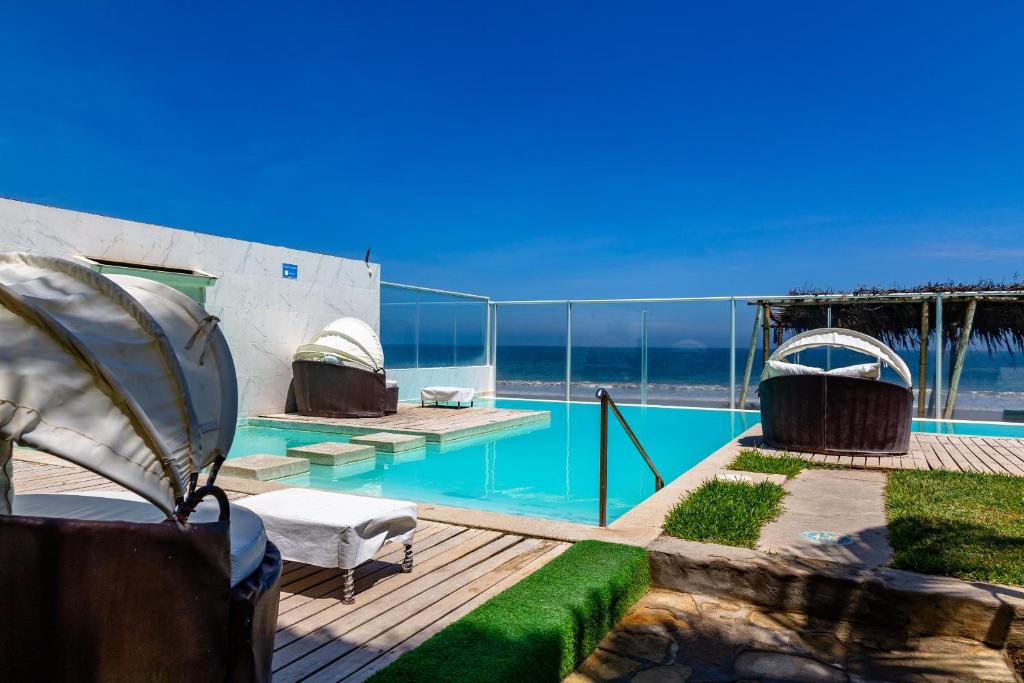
<box><xmin>342</xmin><ymin>542</ymin><xmax>573</xmax><ymax>683</ymax></box>
<box><xmin>312</xmin><ymin>539</ymin><xmax>567</xmax><ymax>682</ymax></box>
<box><xmin>273</xmin><ymin>530</ymin><xmax>507</xmax><ymax>653</ymax></box>
<box><xmin>273</xmin><ymin>533</ymin><xmax>523</xmax><ymax>675</ymax></box>
<box><xmin>277</xmin><ymin>537</ymin><xmax>543</xmax><ymax>682</ymax></box>
<box><xmin>275</xmin><ymin>525</ymin><xmax>467</xmax><ymax>617</ymax></box>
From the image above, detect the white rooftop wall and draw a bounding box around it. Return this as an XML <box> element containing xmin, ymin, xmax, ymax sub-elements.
<box><xmin>0</xmin><ymin>198</ymin><xmax>379</xmax><ymax>418</ymax></box>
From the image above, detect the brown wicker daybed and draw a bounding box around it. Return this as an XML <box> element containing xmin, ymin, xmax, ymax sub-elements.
<box><xmin>291</xmin><ymin>317</ymin><xmax>398</xmax><ymax>418</ymax></box>
<box><xmin>758</xmin><ymin>328</ymin><xmax>914</xmax><ymax>456</ymax></box>
<box><xmin>0</xmin><ymin>254</ymin><xmax>281</xmax><ymax>681</ymax></box>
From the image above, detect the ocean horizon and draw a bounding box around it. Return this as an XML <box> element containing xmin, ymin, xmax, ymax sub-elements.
<box><xmin>384</xmin><ymin>343</ymin><xmax>1024</xmax><ymax>420</ymax></box>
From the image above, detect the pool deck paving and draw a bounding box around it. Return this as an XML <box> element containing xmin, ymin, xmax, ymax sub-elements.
<box><xmin>757</xmin><ymin>469</ymin><xmax>893</xmax><ymax>569</ymax></box>
<box><xmin>249</xmin><ymin>402</ymin><xmax>551</xmax><ymax>444</ymax></box>
<box><xmin>568</xmin><ymin>588</ymin><xmax>1017</xmax><ymax>682</ymax></box>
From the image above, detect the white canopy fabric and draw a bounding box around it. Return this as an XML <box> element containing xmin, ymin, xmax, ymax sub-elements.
<box><xmin>763</xmin><ymin>327</ymin><xmax>913</xmax><ymax>387</ymax></box>
<box><xmin>294</xmin><ymin>317</ymin><xmax>384</xmax><ymax>373</ymax></box>
<box><xmin>0</xmin><ymin>253</ymin><xmax>237</xmax><ymax>516</ymax></box>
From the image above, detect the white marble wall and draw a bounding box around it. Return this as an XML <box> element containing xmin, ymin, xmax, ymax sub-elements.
<box><xmin>0</xmin><ymin>198</ymin><xmax>379</xmax><ymax>417</ymax></box>
<box><xmin>387</xmin><ymin>365</ymin><xmax>496</xmax><ymax>402</ymax></box>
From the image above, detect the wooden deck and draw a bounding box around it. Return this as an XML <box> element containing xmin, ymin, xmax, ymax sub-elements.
<box><xmin>759</xmin><ymin>431</ymin><xmax>1024</xmax><ymax>475</ymax></box>
<box><xmin>10</xmin><ymin>456</ymin><xmax>570</xmax><ymax>682</ymax></box>
<box><xmin>249</xmin><ymin>403</ymin><xmax>549</xmax><ymax>444</ymax></box>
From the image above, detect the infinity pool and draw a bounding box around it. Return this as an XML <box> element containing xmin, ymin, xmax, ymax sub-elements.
<box><xmin>227</xmin><ymin>399</ymin><xmax>1024</xmax><ymax>525</ymax></box>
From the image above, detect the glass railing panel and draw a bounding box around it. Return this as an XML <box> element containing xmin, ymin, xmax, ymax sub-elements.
<box><xmin>454</xmin><ymin>300</ymin><xmax>487</xmax><ymax>366</ymax></box>
<box><xmin>495</xmin><ymin>304</ymin><xmax>568</xmax><ymax>400</ymax></box>
<box><xmin>569</xmin><ymin>303</ymin><xmax>644</xmax><ymax>403</ymax></box>
<box><xmin>644</xmin><ymin>301</ymin><xmax>733</xmax><ymax>408</ymax></box>
<box><xmin>380</xmin><ymin>287</ymin><xmax>419</xmax><ymax>369</ymax></box>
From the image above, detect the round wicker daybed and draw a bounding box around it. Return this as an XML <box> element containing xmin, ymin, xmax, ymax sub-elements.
<box><xmin>0</xmin><ymin>253</ymin><xmax>281</xmax><ymax>682</ymax></box>
<box><xmin>758</xmin><ymin>328</ymin><xmax>914</xmax><ymax>456</ymax></box>
<box><xmin>291</xmin><ymin>317</ymin><xmax>398</xmax><ymax>418</ymax></box>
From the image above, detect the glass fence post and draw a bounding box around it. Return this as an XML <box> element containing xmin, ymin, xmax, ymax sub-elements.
<box><xmin>934</xmin><ymin>294</ymin><xmax>943</xmax><ymax>419</ymax></box>
<box><xmin>414</xmin><ymin>301</ymin><xmax>420</xmax><ymax>369</ymax></box>
<box><xmin>565</xmin><ymin>302</ymin><xmax>573</xmax><ymax>402</ymax></box>
<box><xmin>641</xmin><ymin>306</ymin><xmax>649</xmax><ymax>406</ymax></box>
<box><xmin>729</xmin><ymin>298</ymin><xmax>736</xmax><ymax>410</ymax></box>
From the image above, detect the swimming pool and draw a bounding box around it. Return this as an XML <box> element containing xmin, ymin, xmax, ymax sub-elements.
<box><xmin>227</xmin><ymin>399</ymin><xmax>1024</xmax><ymax>525</ymax></box>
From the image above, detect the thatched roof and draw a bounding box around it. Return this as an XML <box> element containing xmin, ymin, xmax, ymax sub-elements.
<box><xmin>760</xmin><ymin>282</ymin><xmax>1024</xmax><ymax>354</ymax></box>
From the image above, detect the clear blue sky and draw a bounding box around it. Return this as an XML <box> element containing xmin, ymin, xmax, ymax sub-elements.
<box><xmin>2</xmin><ymin>2</ymin><xmax>1022</xmax><ymax>300</ymax></box>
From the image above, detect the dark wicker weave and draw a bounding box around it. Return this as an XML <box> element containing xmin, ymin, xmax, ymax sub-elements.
<box><xmin>292</xmin><ymin>360</ymin><xmax>393</xmax><ymax>418</ymax></box>
<box><xmin>0</xmin><ymin>512</ymin><xmax>281</xmax><ymax>682</ymax></box>
<box><xmin>759</xmin><ymin>374</ymin><xmax>913</xmax><ymax>455</ymax></box>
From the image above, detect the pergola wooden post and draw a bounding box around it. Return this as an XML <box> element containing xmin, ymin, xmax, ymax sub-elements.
<box><xmin>944</xmin><ymin>298</ymin><xmax>977</xmax><ymax>419</ymax></box>
<box><xmin>738</xmin><ymin>305</ymin><xmax>762</xmax><ymax>409</ymax></box>
<box><xmin>917</xmin><ymin>300</ymin><xmax>929</xmax><ymax>417</ymax></box>
<box><xmin>761</xmin><ymin>303</ymin><xmax>771</xmax><ymax>362</ymax></box>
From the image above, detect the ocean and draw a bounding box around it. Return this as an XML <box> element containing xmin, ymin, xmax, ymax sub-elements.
<box><xmin>386</xmin><ymin>344</ymin><xmax>1024</xmax><ymax>421</ymax></box>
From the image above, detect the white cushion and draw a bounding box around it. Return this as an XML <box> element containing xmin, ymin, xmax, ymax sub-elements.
<box><xmin>14</xmin><ymin>491</ymin><xmax>267</xmax><ymax>587</ymax></box>
<box><xmin>825</xmin><ymin>362</ymin><xmax>881</xmax><ymax>379</ymax></box>
<box><xmin>764</xmin><ymin>360</ymin><xmax>824</xmax><ymax>378</ymax></box>
<box><xmin>235</xmin><ymin>488</ymin><xmax>416</xmax><ymax>570</ymax></box>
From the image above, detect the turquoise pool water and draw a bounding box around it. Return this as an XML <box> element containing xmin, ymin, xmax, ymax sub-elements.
<box><xmin>226</xmin><ymin>399</ymin><xmax>1024</xmax><ymax>525</ymax></box>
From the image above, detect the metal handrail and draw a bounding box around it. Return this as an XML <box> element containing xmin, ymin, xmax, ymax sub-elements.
<box><xmin>596</xmin><ymin>388</ymin><xmax>665</xmax><ymax>527</ymax></box>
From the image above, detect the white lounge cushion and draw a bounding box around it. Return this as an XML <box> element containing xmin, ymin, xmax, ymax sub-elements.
<box><xmin>764</xmin><ymin>360</ymin><xmax>823</xmax><ymax>379</ymax></box>
<box><xmin>14</xmin><ymin>491</ymin><xmax>267</xmax><ymax>587</ymax></box>
<box><xmin>235</xmin><ymin>488</ymin><xmax>416</xmax><ymax>570</ymax></box>
<box><xmin>421</xmin><ymin>386</ymin><xmax>475</xmax><ymax>403</ymax></box>
<box><xmin>825</xmin><ymin>362</ymin><xmax>881</xmax><ymax>380</ymax></box>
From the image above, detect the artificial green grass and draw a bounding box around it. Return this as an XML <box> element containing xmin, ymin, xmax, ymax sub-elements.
<box><xmin>663</xmin><ymin>479</ymin><xmax>786</xmax><ymax>548</ymax></box>
<box><xmin>367</xmin><ymin>540</ymin><xmax>649</xmax><ymax>683</ymax></box>
<box><xmin>728</xmin><ymin>448</ymin><xmax>841</xmax><ymax>479</ymax></box>
<box><xmin>886</xmin><ymin>470</ymin><xmax>1024</xmax><ymax>586</ymax></box>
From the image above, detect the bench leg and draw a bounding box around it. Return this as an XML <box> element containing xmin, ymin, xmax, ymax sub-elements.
<box><xmin>402</xmin><ymin>543</ymin><xmax>414</xmax><ymax>573</ymax></box>
<box><xmin>341</xmin><ymin>568</ymin><xmax>355</xmax><ymax>605</ymax></box>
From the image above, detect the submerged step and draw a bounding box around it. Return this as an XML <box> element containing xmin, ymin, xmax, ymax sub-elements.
<box><xmin>351</xmin><ymin>432</ymin><xmax>426</xmax><ymax>453</ymax></box>
<box><xmin>219</xmin><ymin>454</ymin><xmax>309</xmax><ymax>481</ymax></box>
<box><xmin>287</xmin><ymin>441</ymin><xmax>376</xmax><ymax>466</ymax></box>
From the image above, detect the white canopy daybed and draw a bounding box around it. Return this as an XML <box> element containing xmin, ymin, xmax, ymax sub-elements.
<box><xmin>291</xmin><ymin>317</ymin><xmax>398</xmax><ymax>418</ymax></box>
<box><xmin>0</xmin><ymin>253</ymin><xmax>280</xmax><ymax>681</ymax></box>
<box><xmin>758</xmin><ymin>328</ymin><xmax>914</xmax><ymax>456</ymax></box>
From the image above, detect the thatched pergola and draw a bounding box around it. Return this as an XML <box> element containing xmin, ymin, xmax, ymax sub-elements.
<box><xmin>739</xmin><ymin>282</ymin><xmax>1024</xmax><ymax>418</ymax></box>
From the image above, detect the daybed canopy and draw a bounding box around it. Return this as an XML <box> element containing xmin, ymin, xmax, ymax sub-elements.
<box><xmin>761</xmin><ymin>327</ymin><xmax>913</xmax><ymax>387</ymax></box>
<box><xmin>294</xmin><ymin>317</ymin><xmax>384</xmax><ymax>373</ymax></box>
<box><xmin>0</xmin><ymin>253</ymin><xmax>237</xmax><ymax>515</ymax></box>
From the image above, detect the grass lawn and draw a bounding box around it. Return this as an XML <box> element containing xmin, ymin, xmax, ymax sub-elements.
<box><xmin>368</xmin><ymin>540</ymin><xmax>649</xmax><ymax>683</ymax></box>
<box><xmin>887</xmin><ymin>470</ymin><xmax>1024</xmax><ymax>586</ymax></box>
<box><xmin>728</xmin><ymin>448</ymin><xmax>841</xmax><ymax>479</ymax></box>
<box><xmin>663</xmin><ymin>478</ymin><xmax>786</xmax><ymax>548</ymax></box>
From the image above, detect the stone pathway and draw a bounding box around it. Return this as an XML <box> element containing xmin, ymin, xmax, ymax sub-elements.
<box><xmin>757</xmin><ymin>469</ymin><xmax>893</xmax><ymax>568</ymax></box>
<box><xmin>567</xmin><ymin>589</ymin><xmax>1017</xmax><ymax>682</ymax></box>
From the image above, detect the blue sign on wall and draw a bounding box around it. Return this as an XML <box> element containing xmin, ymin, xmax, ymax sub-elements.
<box><xmin>282</xmin><ymin>263</ymin><xmax>298</xmax><ymax>279</ymax></box>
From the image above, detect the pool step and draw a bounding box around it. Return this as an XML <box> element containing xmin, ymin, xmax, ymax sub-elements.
<box><xmin>220</xmin><ymin>454</ymin><xmax>309</xmax><ymax>481</ymax></box>
<box><xmin>287</xmin><ymin>442</ymin><xmax>376</xmax><ymax>466</ymax></box>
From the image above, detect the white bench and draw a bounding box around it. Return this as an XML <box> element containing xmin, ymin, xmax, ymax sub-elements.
<box><xmin>235</xmin><ymin>488</ymin><xmax>417</xmax><ymax>604</ymax></box>
<box><xmin>420</xmin><ymin>385</ymin><xmax>475</xmax><ymax>408</ymax></box>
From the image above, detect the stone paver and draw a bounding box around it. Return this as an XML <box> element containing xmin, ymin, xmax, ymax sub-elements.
<box><xmin>287</xmin><ymin>441</ymin><xmax>376</xmax><ymax>466</ymax></box>
<box><xmin>219</xmin><ymin>454</ymin><xmax>309</xmax><ymax>481</ymax></box>
<box><xmin>758</xmin><ymin>469</ymin><xmax>893</xmax><ymax>568</ymax></box>
<box><xmin>350</xmin><ymin>432</ymin><xmax>426</xmax><ymax>453</ymax></box>
<box><xmin>567</xmin><ymin>589</ymin><xmax>1017</xmax><ymax>682</ymax></box>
